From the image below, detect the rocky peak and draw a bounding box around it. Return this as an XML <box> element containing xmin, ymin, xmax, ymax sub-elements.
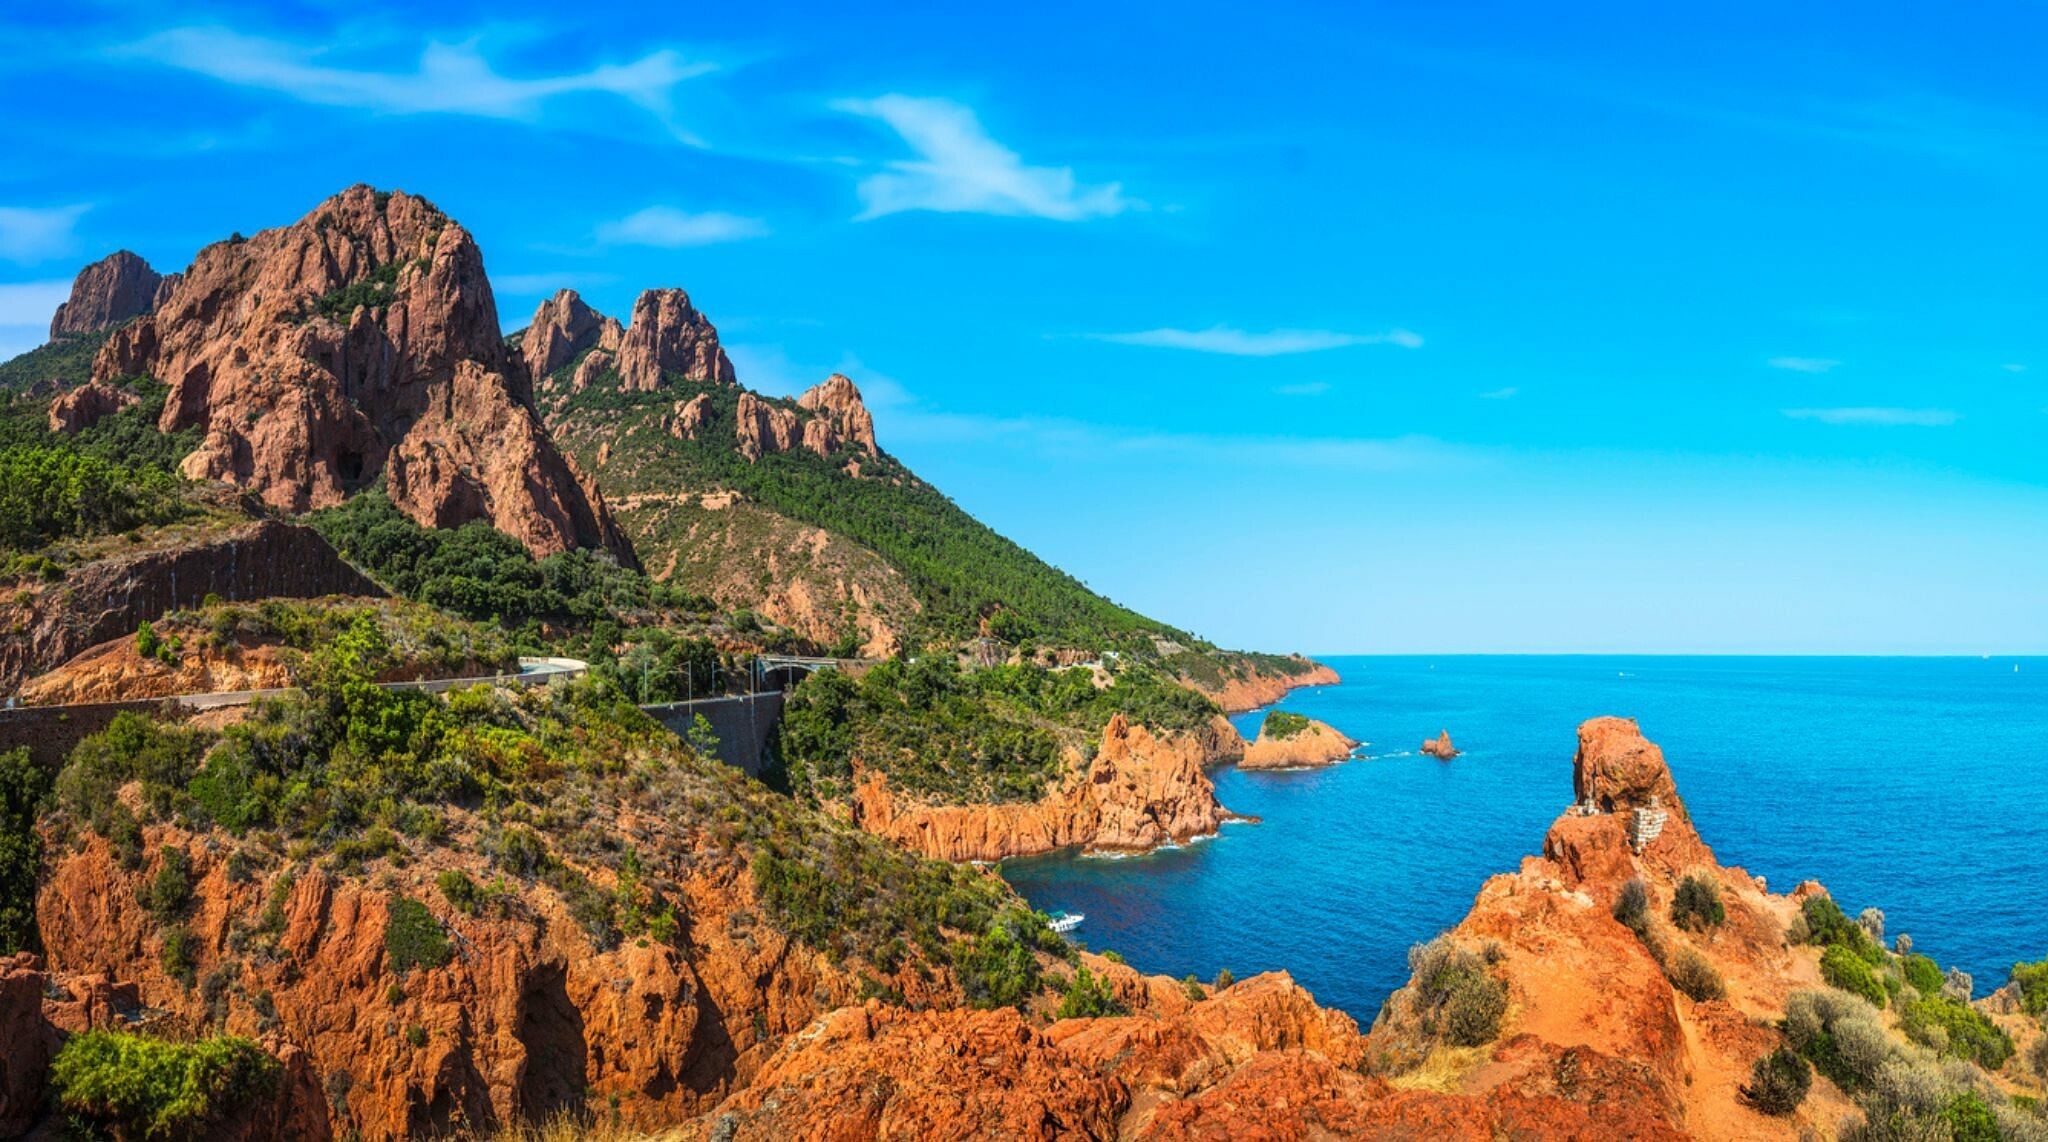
<box><xmin>1571</xmin><ymin>716</ymin><xmax>1685</xmax><ymax>819</ymax></box>
<box><xmin>796</xmin><ymin>373</ymin><xmax>879</xmax><ymax>456</ymax></box>
<box><xmin>90</xmin><ymin>184</ymin><xmax>628</xmax><ymax>562</ymax></box>
<box><xmin>49</xmin><ymin>250</ymin><xmax>173</xmax><ymax>339</ymax></box>
<box><xmin>735</xmin><ymin>391</ymin><xmax>800</xmax><ymax>461</ymax></box>
<box><xmin>520</xmin><ymin>288</ymin><xmax>622</xmax><ymax>384</ymax></box>
<box><xmin>616</xmin><ymin>287</ymin><xmax>735</xmax><ymax>391</ymax></box>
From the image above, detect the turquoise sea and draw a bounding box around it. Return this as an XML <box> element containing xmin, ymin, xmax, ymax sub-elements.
<box><xmin>1002</xmin><ymin>656</ymin><xmax>2047</xmax><ymax>1023</ymax></box>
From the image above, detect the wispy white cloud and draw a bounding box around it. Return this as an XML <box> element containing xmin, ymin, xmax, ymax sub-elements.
<box><xmin>1276</xmin><ymin>381</ymin><xmax>1330</xmax><ymax>396</ymax></box>
<box><xmin>0</xmin><ymin>279</ymin><xmax>72</xmax><ymax>323</ymax></box>
<box><xmin>1769</xmin><ymin>356</ymin><xmax>1842</xmax><ymax>374</ymax></box>
<box><xmin>1084</xmin><ymin>325</ymin><xmax>1422</xmax><ymax>356</ymax></box>
<box><xmin>833</xmin><ymin>95</ymin><xmax>1129</xmax><ymax>221</ymax></box>
<box><xmin>122</xmin><ymin>27</ymin><xmax>713</xmax><ymax>135</ymax></box>
<box><xmin>596</xmin><ymin>206</ymin><xmax>767</xmax><ymax>248</ymax></box>
<box><xmin>0</xmin><ymin>207</ymin><xmax>90</xmax><ymax>263</ymax></box>
<box><xmin>1479</xmin><ymin>386</ymin><xmax>1518</xmax><ymax>399</ymax></box>
<box><xmin>1782</xmin><ymin>406</ymin><xmax>1958</xmax><ymax>427</ymax></box>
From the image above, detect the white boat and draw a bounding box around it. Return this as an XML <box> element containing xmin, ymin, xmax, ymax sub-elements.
<box><xmin>1047</xmin><ymin>910</ymin><xmax>1084</xmax><ymax>934</ymax></box>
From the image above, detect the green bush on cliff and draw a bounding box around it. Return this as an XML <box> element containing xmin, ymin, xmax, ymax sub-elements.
<box><xmin>1823</xmin><ymin>945</ymin><xmax>1889</xmax><ymax>1009</ymax></box>
<box><xmin>1261</xmin><ymin>710</ymin><xmax>1312</xmax><ymax>740</ymax></box>
<box><xmin>1802</xmin><ymin>895</ymin><xmax>1883</xmax><ymax>964</ymax></box>
<box><xmin>1055</xmin><ymin>964</ymin><xmax>1125</xmax><ymax>1019</ymax></box>
<box><xmin>384</xmin><ymin>896</ymin><xmax>452</xmax><ymax>973</ymax></box>
<box><xmin>2010</xmin><ymin>957</ymin><xmax>2048</xmax><ymax>1016</ymax></box>
<box><xmin>49</xmin><ymin>1029</ymin><xmax>281</xmax><ymax>1140</ymax></box>
<box><xmin>144</xmin><ymin>846</ymin><xmax>194</xmax><ymax>922</ymax></box>
<box><xmin>1669</xmin><ymin>873</ymin><xmax>1726</xmax><ymax>932</ymax></box>
<box><xmin>1901</xmin><ymin>952</ymin><xmax>1944</xmax><ymax>996</ymax></box>
<box><xmin>0</xmin><ymin>747</ymin><xmax>50</xmax><ymax>955</ymax></box>
<box><xmin>1784</xmin><ymin>988</ymin><xmax>1890</xmax><ymax>1090</ymax></box>
<box><xmin>1898</xmin><ymin>994</ymin><xmax>2014</xmax><ymax>1068</ymax></box>
<box><xmin>1407</xmin><ymin>936</ymin><xmax>1509</xmax><ymax>1047</ymax></box>
<box><xmin>1667</xmin><ymin>947</ymin><xmax>1726</xmax><ymax>1002</ymax></box>
<box><xmin>1741</xmin><ymin>1047</ymin><xmax>1811</xmax><ymax>1115</ymax></box>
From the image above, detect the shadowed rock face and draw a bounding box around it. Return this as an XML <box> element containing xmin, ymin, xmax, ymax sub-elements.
<box><xmin>91</xmin><ymin>185</ymin><xmax>627</xmax><ymax>561</ymax></box>
<box><xmin>519</xmin><ymin>289</ymin><xmax>621</xmax><ymax>385</ymax></box>
<box><xmin>49</xmin><ymin>250</ymin><xmax>173</xmax><ymax>339</ymax></box>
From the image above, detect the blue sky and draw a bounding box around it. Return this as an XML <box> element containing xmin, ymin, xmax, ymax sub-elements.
<box><xmin>2</xmin><ymin>1</ymin><xmax>2042</xmax><ymax>653</ymax></box>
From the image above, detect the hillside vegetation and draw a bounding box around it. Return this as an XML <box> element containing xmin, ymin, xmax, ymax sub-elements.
<box><xmin>776</xmin><ymin>655</ymin><xmax>1220</xmax><ymax>805</ymax></box>
<box><xmin>544</xmin><ymin>371</ymin><xmax>1206</xmax><ymax>657</ymax></box>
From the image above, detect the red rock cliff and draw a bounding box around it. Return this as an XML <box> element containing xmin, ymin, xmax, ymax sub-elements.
<box><xmin>92</xmin><ymin>186</ymin><xmax>625</xmax><ymax>561</ymax></box>
<box><xmin>850</xmin><ymin>713</ymin><xmax>1235</xmax><ymax>861</ymax></box>
<box><xmin>49</xmin><ymin>250</ymin><xmax>171</xmax><ymax>339</ymax></box>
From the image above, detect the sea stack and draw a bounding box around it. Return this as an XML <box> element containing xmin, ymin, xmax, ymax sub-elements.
<box><xmin>1421</xmin><ymin>730</ymin><xmax>1459</xmax><ymax>759</ymax></box>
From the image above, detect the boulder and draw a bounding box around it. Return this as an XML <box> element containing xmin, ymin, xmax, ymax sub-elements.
<box><xmin>45</xmin><ymin>380</ymin><xmax>137</xmax><ymax>433</ymax></box>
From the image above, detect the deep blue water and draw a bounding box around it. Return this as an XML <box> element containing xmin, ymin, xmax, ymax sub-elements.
<box><xmin>1002</xmin><ymin>656</ymin><xmax>2047</xmax><ymax>1023</ymax></box>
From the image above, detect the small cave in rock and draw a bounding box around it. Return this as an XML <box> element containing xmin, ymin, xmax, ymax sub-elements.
<box><xmin>335</xmin><ymin>448</ymin><xmax>367</xmax><ymax>486</ymax></box>
<box><xmin>515</xmin><ymin>963</ymin><xmax>588</xmax><ymax>1120</ymax></box>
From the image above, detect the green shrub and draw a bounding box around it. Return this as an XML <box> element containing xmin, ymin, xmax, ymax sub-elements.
<box><xmin>2011</xmin><ymin>958</ymin><xmax>2048</xmax><ymax>1017</ymax></box>
<box><xmin>1822</xmin><ymin>945</ymin><xmax>1888</xmax><ymax>1009</ymax></box>
<box><xmin>384</xmin><ymin>896</ymin><xmax>451</xmax><ymax>973</ymax></box>
<box><xmin>1802</xmin><ymin>895</ymin><xmax>1882</xmax><ymax>963</ymax></box>
<box><xmin>144</xmin><ymin>847</ymin><xmax>194</xmax><ymax>923</ymax></box>
<box><xmin>2030</xmin><ymin>1031</ymin><xmax>2048</xmax><ymax>1080</ymax></box>
<box><xmin>954</xmin><ymin>911</ymin><xmax>1042</xmax><ymax>1010</ymax></box>
<box><xmin>49</xmin><ymin>1030</ymin><xmax>281</xmax><ymax>1140</ymax></box>
<box><xmin>1054</xmin><ymin>965</ymin><xmax>1125</xmax><ymax>1019</ymax></box>
<box><xmin>1784</xmin><ymin>988</ymin><xmax>1891</xmax><ymax>1090</ymax></box>
<box><xmin>160</xmin><ymin>926</ymin><xmax>196</xmax><ymax>988</ymax></box>
<box><xmin>1214</xmin><ymin>968</ymin><xmax>1235</xmax><ymax>991</ymax></box>
<box><xmin>1181</xmin><ymin>974</ymin><xmax>1205</xmax><ymax>1002</ymax></box>
<box><xmin>1261</xmin><ymin>710</ymin><xmax>1312</xmax><ymax>739</ymax></box>
<box><xmin>1669</xmin><ymin>873</ymin><xmax>1725</xmax><ymax>932</ymax></box>
<box><xmin>437</xmin><ymin>869</ymin><xmax>481</xmax><ymax>914</ymax></box>
<box><xmin>1613</xmin><ymin>878</ymin><xmax>1649</xmax><ymax>931</ymax></box>
<box><xmin>1741</xmin><ymin>1047</ymin><xmax>1811</xmax><ymax>1115</ymax></box>
<box><xmin>0</xmin><ymin>747</ymin><xmax>49</xmax><ymax>954</ymax></box>
<box><xmin>1408</xmin><ymin>936</ymin><xmax>1509</xmax><ymax>1047</ymax></box>
<box><xmin>1898</xmin><ymin>995</ymin><xmax>2013</xmax><ymax>1069</ymax></box>
<box><xmin>1937</xmin><ymin>1091</ymin><xmax>1998</xmax><ymax>1142</ymax></box>
<box><xmin>1667</xmin><ymin>946</ymin><xmax>1726</xmax><ymax>1002</ymax></box>
<box><xmin>1900</xmin><ymin>953</ymin><xmax>1943</xmax><ymax>996</ymax></box>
